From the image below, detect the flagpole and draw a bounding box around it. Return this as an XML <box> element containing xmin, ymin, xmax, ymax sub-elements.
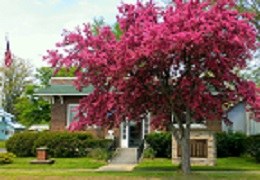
<box><xmin>0</xmin><ymin>34</ymin><xmax>10</xmax><ymax>110</ymax></box>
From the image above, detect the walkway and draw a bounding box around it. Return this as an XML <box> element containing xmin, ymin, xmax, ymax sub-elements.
<box><xmin>96</xmin><ymin>164</ymin><xmax>137</xmax><ymax>172</ymax></box>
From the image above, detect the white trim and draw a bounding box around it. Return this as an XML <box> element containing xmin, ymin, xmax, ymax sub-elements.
<box><xmin>120</xmin><ymin>120</ymin><xmax>129</xmax><ymax>148</ymax></box>
<box><xmin>51</xmin><ymin>97</ymin><xmax>55</xmax><ymax>104</ymax></box>
<box><xmin>66</xmin><ymin>104</ymin><xmax>79</xmax><ymax>128</ymax></box>
<box><xmin>142</xmin><ymin>113</ymin><xmax>151</xmax><ymax>139</ymax></box>
<box><xmin>59</xmin><ymin>96</ymin><xmax>64</xmax><ymax>104</ymax></box>
<box><xmin>147</xmin><ymin>113</ymin><xmax>151</xmax><ymax>134</ymax></box>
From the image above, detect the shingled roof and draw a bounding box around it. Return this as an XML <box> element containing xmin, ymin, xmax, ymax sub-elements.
<box><xmin>35</xmin><ymin>84</ymin><xmax>94</xmax><ymax>96</ymax></box>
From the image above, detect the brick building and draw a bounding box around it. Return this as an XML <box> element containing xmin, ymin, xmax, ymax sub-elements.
<box><xmin>36</xmin><ymin>77</ymin><xmax>222</xmax><ymax>165</ymax></box>
<box><xmin>35</xmin><ymin>77</ymin><xmax>152</xmax><ymax>148</ymax></box>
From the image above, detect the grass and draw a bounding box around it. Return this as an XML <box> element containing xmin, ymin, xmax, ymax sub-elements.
<box><xmin>0</xmin><ymin>141</ymin><xmax>5</xmax><ymax>148</ymax></box>
<box><xmin>194</xmin><ymin>157</ymin><xmax>260</xmax><ymax>171</ymax></box>
<box><xmin>135</xmin><ymin>157</ymin><xmax>260</xmax><ymax>171</ymax></box>
<box><xmin>0</xmin><ymin>169</ymin><xmax>259</xmax><ymax>179</ymax></box>
<box><xmin>0</xmin><ymin>157</ymin><xmax>106</xmax><ymax>169</ymax></box>
<box><xmin>0</xmin><ymin>157</ymin><xmax>259</xmax><ymax>179</ymax></box>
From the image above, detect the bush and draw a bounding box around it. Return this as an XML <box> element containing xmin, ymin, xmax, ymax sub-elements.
<box><xmin>0</xmin><ymin>152</ymin><xmax>16</xmax><ymax>164</ymax></box>
<box><xmin>143</xmin><ymin>147</ymin><xmax>156</xmax><ymax>159</ymax></box>
<box><xmin>247</xmin><ymin>134</ymin><xmax>260</xmax><ymax>163</ymax></box>
<box><xmin>6</xmin><ymin>131</ymin><xmax>114</xmax><ymax>158</ymax></box>
<box><xmin>256</xmin><ymin>150</ymin><xmax>260</xmax><ymax>163</ymax></box>
<box><xmin>216</xmin><ymin>132</ymin><xmax>247</xmax><ymax>157</ymax></box>
<box><xmin>84</xmin><ymin>139</ymin><xmax>114</xmax><ymax>160</ymax></box>
<box><xmin>84</xmin><ymin>139</ymin><xmax>114</xmax><ymax>149</ymax></box>
<box><xmin>33</xmin><ymin>132</ymin><xmax>93</xmax><ymax>158</ymax></box>
<box><xmin>145</xmin><ymin>132</ymin><xmax>171</xmax><ymax>158</ymax></box>
<box><xmin>6</xmin><ymin>131</ymin><xmax>40</xmax><ymax>157</ymax></box>
<box><xmin>87</xmin><ymin>148</ymin><xmax>110</xmax><ymax>160</ymax></box>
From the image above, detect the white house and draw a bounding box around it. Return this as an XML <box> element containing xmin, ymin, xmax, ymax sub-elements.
<box><xmin>222</xmin><ymin>102</ymin><xmax>260</xmax><ymax>135</ymax></box>
<box><xmin>0</xmin><ymin>108</ymin><xmax>25</xmax><ymax>140</ymax></box>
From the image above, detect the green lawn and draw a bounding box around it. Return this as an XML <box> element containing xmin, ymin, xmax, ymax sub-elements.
<box><xmin>0</xmin><ymin>157</ymin><xmax>259</xmax><ymax>179</ymax></box>
<box><xmin>135</xmin><ymin>157</ymin><xmax>260</xmax><ymax>171</ymax></box>
<box><xmin>0</xmin><ymin>157</ymin><xmax>106</xmax><ymax>169</ymax></box>
<box><xmin>194</xmin><ymin>157</ymin><xmax>260</xmax><ymax>171</ymax></box>
<box><xmin>0</xmin><ymin>169</ymin><xmax>259</xmax><ymax>180</ymax></box>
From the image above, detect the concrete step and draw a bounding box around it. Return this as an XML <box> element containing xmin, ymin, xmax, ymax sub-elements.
<box><xmin>110</xmin><ymin>148</ymin><xmax>138</xmax><ymax>164</ymax></box>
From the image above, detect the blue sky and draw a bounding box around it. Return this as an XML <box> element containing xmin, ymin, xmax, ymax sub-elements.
<box><xmin>0</xmin><ymin>0</ymin><xmax>164</xmax><ymax>67</ymax></box>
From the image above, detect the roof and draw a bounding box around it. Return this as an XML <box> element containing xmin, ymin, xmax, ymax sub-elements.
<box><xmin>35</xmin><ymin>85</ymin><xmax>94</xmax><ymax>96</ymax></box>
<box><xmin>0</xmin><ymin>108</ymin><xmax>25</xmax><ymax>129</ymax></box>
<box><xmin>28</xmin><ymin>124</ymin><xmax>49</xmax><ymax>131</ymax></box>
<box><xmin>7</xmin><ymin>121</ymin><xmax>25</xmax><ymax>129</ymax></box>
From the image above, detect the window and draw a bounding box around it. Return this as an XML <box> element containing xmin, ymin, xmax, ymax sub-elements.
<box><xmin>67</xmin><ymin>104</ymin><xmax>79</xmax><ymax>127</ymax></box>
<box><xmin>177</xmin><ymin>139</ymin><xmax>208</xmax><ymax>158</ymax></box>
<box><xmin>122</xmin><ymin>121</ymin><xmax>127</xmax><ymax>139</ymax></box>
<box><xmin>5</xmin><ymin>130</ymin><xmax>9</xmax><ymax>135</ymax></box>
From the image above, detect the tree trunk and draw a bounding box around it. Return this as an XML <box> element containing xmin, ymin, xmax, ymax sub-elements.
<box><xmin>181</xmin><ymin>107</ymin><xmax>192</xmax><ymax>174</ymax></box>
<box><xmin>181</xmin><ymin>126</ymin><xmax>191</xmax><ymax>174</ymax></box>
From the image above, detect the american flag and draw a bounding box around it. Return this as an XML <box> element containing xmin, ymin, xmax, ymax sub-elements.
<box><xmin>4</xmin><ymin>38</ymin><xmax>12</xmax><ymax>67</ymax></box>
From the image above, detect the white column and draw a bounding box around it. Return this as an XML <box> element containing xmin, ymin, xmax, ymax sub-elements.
<box><xmin>120</xmin><ymin>120</ymin><xmax>129</xmax><ymax>148</ymax></box>
<box><xmin>142</xmin><ymin>113</ymin><xmax>151</xmax><ymax>139</ymax></box>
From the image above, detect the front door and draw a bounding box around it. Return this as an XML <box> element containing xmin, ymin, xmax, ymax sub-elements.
<box><xmin>129</xmin><ymin>121</ymin><xmax>142</xmax><ymax>147</ymax></box>
<box><xmin>120</xmin><ymin>121</ymin><xmax>129</xmax><ymax>148</ymax></box>
<box><xmin>120</xmin><ymin>116</ymin><xmax>150</xmax><ymax>148</ymax></box>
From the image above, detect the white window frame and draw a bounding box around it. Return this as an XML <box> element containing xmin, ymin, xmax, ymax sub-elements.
<box><xmin>142</xmin><ymin>113</ymin><xmax>151</xmax><ymax>139</ymax></box>
<box><xmin>66</xmin><ymin>104</ymin><xmax>79</xmax><ymax>128</ymax></box>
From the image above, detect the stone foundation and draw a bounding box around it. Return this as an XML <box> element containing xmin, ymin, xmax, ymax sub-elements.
<box><xmin>172</xmin><ymin>129</ymin><xmax>216</xmax><ymax>166</ymax></box>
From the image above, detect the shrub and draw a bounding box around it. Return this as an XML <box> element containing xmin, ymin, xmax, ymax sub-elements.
<box><xmin>84</xmin><ymin>139</ymin><xmax>114</xmax><ymax>160</ymax></box>
<box><xmin>33</xmin><ymin>132</ymin><xmax>93</xmax><ymax>158</ymax></box>
<box><xmin>145</xmin><ymin>132</ymin><xmax>171</xmax><ymax>158</ymax></box>
<box><xmin>247</xmin><ymin>134</ymin><xmax>260</xmax><ymax>163</ymax></box>
<box><xmin>143</xmin><ymin>147</ymin><xmax>156</xmax><ymax>159</ymax></box>
<box><xmin>84</xmin><ymin>139</ymin><xmax>113</xmax><ymax>149</ymax></box>
<box><xmin>216</xmin><ymin>132</ymin><xmax>247</xmax><ymax>157</ymax></box>
<box><xmin>256</xmin><ymin>150</ymin><xmax>260</xmax><ymax>163</ymax></box>
<box><xmin>6</xmin><ymin>131</ymin><xmax>40</xmax><ymax>157</ymax></box>
<box><xmin>87</xmin><ymin>148</ymin><xmax>110</xmax><ymax>160</ymax></box>
<box><xmin>0</xmin><ymin>152</ymin><xmax>16</xmax><ymax>164</ymax></box>
<box><xmin>6</xmin><ymin>131</ymin><xmax>113</xmax><ymax>158</ymax></box>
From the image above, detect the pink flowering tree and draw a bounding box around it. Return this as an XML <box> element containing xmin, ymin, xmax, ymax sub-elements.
<box><xmin>45</xmin><ymin>0</ymin><xmax>258</xmax><ymax>173</ymax></box>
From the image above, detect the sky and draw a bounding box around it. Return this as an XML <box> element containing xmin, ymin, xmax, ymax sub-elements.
<box><xmin>0</xmin><ymin>0</ymin><xmax>163</xmax><ymax>68</ymax></box>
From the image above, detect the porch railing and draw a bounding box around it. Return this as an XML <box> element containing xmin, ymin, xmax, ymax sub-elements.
<box><xmin>137</xmin><ymin>139</ymin><xmax>145</xmax><ymax>162</ymax></box>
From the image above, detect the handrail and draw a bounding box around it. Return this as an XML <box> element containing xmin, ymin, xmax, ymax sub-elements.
<box><xmin>107</xmin><ymin>137</ymin><xmax>118</xmax><ymax>162</ymax></box>
<box><xmin>137</xmin><ymin>139</ymin><xmax>145</xmax><ymax>162</ymax></box>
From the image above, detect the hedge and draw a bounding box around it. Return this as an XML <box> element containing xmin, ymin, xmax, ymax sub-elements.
<box><xmin>145</xmin><ymin>132</ymin><xmax>171</xmax><ymax>158</ymax></box>
<box><xmin>215</xmin><ymin>132</ymin><xmax>248</xmax><ymax>157</ymax></box>
<box><xmin>247</xmin><ymin>134</ymin><xmax>260</xmax><ymax>163</ymax></box>
<box><xmin>6</xmin><ymin>131</ymin><xmax>113</xmax><ymax>158</ymax></box>
<box><xmin>33</xmin><ymin>132</ymin><xmax>93</xmax><ymax>157</ymax></box>
<box><xmin>6</xmin><ymin>132</ymin><xmax>40</xmax><ymax>157</ymax></box>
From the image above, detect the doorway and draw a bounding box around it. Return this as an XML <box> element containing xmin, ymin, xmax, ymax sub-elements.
<box><xmin>120</xmin><ymin>120</ymin><xmax>142</xmax><ymax>148</ymax></box>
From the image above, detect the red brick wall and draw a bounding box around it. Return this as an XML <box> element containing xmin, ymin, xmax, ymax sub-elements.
<box><xmin>50</xmin><ymin>96</ymin><xmax>81</xmax><ymax>131</ymax></box>
<box><xmin>206</xmin><ymin>120</ymin><xmax>222</xmax><ymax>132</ymax></box>
<box><xmin>50</xmin><ymin>96</ymin><xmax>112</xmax><ymax>139</ymax></box>
<box><xmin>50</xmin><ymin>78</ymin><xmax>75</xmax><ymax>85</ymax></box>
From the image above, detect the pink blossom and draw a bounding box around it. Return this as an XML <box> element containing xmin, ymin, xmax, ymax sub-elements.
<box><xmin>45</xmin><ymin>0</ymin><xmax>258</xmax><ymax>129</ymax></box>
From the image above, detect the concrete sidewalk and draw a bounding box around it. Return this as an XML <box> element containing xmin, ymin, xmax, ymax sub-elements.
<box><xmin>0</xmin><ymin>148</ymin><xmax>7</xmax><ymax>153</ymax></box>
<box><xmin>95</xmin><ymin>164</ymin><xmax>137</xmax><ymax>172</ymax></box>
